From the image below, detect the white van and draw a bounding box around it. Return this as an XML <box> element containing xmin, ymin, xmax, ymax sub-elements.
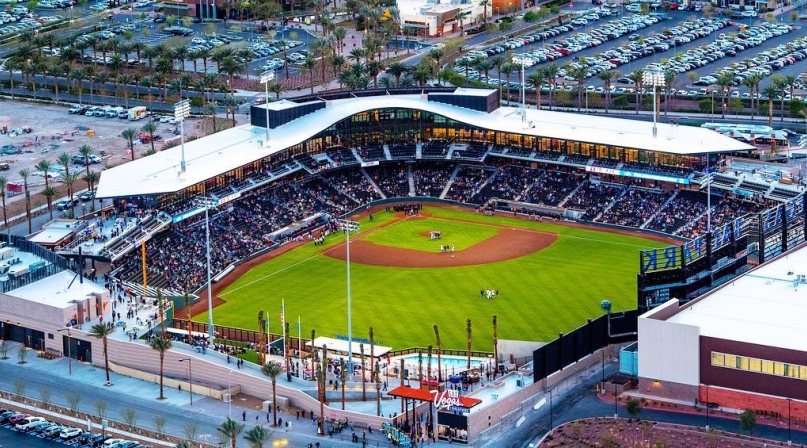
<box><xmin>15</xmin><ymin>416</ymin><xmax>46</xmax><ymax>432</ymax></box>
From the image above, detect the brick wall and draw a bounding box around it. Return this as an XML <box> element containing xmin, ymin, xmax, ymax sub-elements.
<box><xmin>700</xmin><ymin>385</ymin><xmax>807</xmax><ymax>421</ymax></box>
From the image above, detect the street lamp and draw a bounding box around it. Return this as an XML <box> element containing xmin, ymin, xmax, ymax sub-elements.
<box><xmin>259</xmin><ymin>71</ymin><xmax>274</xmax><ymax>147</ymax></box>
<box><xmin>228</xmin><ymin>369</ymin><xmax>234</xmax><ymax>419</ymax></box>
<box><xmin>57</xmin><ymin>327</ymin><xmax>72</xmax><ymax>375</ymax></box>
<box><xmin>174</xmin><ymin>99</ymin><xmax>190</xmax><ymax>180</ymax></box>
<box><xmin>642</xmin><ymin>67</ymin><xmax>665</xmax><ymax>137</ymax></box>
<box><xmin>337</xmin><ymin>218</ymin><xmax>359</xmax><ymax>376</ymax></box>
<box><xmin>178</xmin><ymin>358</ymin><xmax>193</xmax><ymax>406</ymax></box>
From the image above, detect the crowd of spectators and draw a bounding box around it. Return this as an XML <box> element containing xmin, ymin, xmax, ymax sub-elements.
<box><xmin>413</xmin><ymin>163</ymin><xmax>454</xmax><ymax>197</ymax></box>
<box><xmin>522</xmin><ymin>170</ymin><xmax>580</xmax><ymax>206</ymax></box>
<box><xmin>321</xmin><ymin>169</ymin><xmax>381</xmax><ymax>205</ymax></box>
<box><xmin>646</xmin><ymin>190</ymin><xmax>708</xmax><ymax>234</ymax></box>
<box><xmin>598</xmin><ymin>189</ymin><xmax>671</xmax><ymax>228</ymax></box>
<box><xmin>677</xmin><ymin>195</ymin><xmax>766</xmax><ymax>239</ymax></box>
<box><xmin>565</xmin><ymin>181</ymin><xmax>624</xmax><ymax>221</ymax></box>
<box><xmin>445</xmin><ymin>166</ymin><xmax>490</xmax><ymax>203</ymax></box>
<box><xmin>370</xmin><ymin>164</ymin><xmax>411</xmax><ymax>198</ymax></box>
<box><xmin>472</xmin><ymin>165</ymin><xmax>541</xmax><ymax>205</ymax></box>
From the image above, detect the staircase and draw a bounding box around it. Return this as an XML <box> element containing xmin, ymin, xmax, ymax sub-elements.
<box><xmin>360</xmin><ymin>168</ymin><xmax>386</xmax><ymax>199</ymax></box>
<box><xmin>415</xmin><ymin>143</ymin><xmax>423</xmax><ymax>160</ymax></box>
<box><xmin>352</xmin><ymin>148</ymin><xmax>364</xmax><ymax>164</ymax></box>
<box><xmin>383</xmin><ymin>145</ymin><xmax>392</xmax><ymax>161</ymax></box>
<box><xmin>641</xmin><ymin>190</ymin><xmax>678</xmax><ymax>229</ymax></box>
<box><xmin>596</xmin><ymin>187</ymin><xmax>630</xmax><ymax>221</ymax></box>
<box><xmin>407</xmin><ymin>164</ymin><xmax>416</xmax><ymax>197</ymax></box>
<box><xmin>559</xmin><ymin>180</ymin><xmax>588</xmax><ymax>208</ymax></box>
<box><xmin>439</xmin><ymin>165</ymin><xmax>462</xmax><ymax>199</ymax></box>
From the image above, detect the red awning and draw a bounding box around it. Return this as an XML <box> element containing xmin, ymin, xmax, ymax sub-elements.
<box><xmin>387</xmin><ymin>386</ymin><xmax>482</xmax><ymax>408</ymax></box>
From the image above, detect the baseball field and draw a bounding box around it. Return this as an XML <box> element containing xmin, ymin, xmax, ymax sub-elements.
<box><xmin>198</xmin><ymin>205</ymin><xmax>668</xmax><ymax>351</ymax></box>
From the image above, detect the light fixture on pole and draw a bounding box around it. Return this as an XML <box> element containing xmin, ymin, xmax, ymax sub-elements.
<box><xmin>57</xmin><ymin>327</ymin><xmax>72</xmax><ymax>375</ymax></box>
<box><xmin>195</xmin><ymin>196</ymin><xmax>217</xmax><ymax>345</ymax></box>
<box><xmin>336</xmin><ymin>218</ymin><xmax>360</xmax><ymax>376</ymax></box>
<box><xmin>259</xmin><ymin>71</ymin><xmax>274</xmax><ymax>147</ymax></box>
<box><xmin>642</xmin><ymin>68</ymin><xmax>665</xmax><ymax>137</ymax></box>
<box><xmin>174</xmin><ymin>99</ymin><xmax>191</xmax><ymax>179</ymax></box>
<box><xmin>178</xmin><ymin>358</ymin><xmax>193</xmax><ymax>406</ymax></box>
<box><xmin>228</xmin><ymin>369</ymin><xmax>234</xmax><ymax>419</ymax></box>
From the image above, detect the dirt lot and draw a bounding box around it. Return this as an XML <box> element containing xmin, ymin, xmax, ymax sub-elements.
<box><xmin>0</xmin><ymin>101</ymin><xmax>233</xmax><ymax>219</ymax></box>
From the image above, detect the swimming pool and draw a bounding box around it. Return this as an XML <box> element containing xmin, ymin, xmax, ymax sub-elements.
<box><xmin>400</xmin><ymin>354</ymin><xmax>485</xmax><ymax>369</ymax></box>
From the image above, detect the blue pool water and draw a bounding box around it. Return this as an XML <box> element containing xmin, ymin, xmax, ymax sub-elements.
<box><xmin>401</xmin><ymin>355</ymin><xmax>484</xmax><ymax>369</ymax></box>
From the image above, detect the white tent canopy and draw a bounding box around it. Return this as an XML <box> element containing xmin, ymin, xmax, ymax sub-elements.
<box><xmin>306</xmin><ymin>336</ymin><xmax>392</xmax><ymax>358</ymax></box>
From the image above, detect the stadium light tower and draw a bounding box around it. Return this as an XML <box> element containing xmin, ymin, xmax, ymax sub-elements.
<box><xmin>259</xmin><ymin>71</ymin><xmax>274</xmax><ymax>147</ymax></box>
<box><xmin>174</xmin><ymin>99</ymin><xmax>191</xmax><ymax>179</ymax></box>
<box><xmin>195</xmin><ymin>196</ymin><xmax>217</xmax><ymax>345</ymax></box>
<box><xmin>336</xmin><ymin>218</ymin><xmax>360</xmax><ymax>376</ymax></box>
<box><xmin>642</xmin><ymin>68</ymin><xmax>665</xmax><ymax>137</ymax></box>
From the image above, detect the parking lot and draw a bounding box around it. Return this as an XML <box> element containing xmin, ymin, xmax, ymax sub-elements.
<box><xmin>0</xmin><ymin>103</ymin><xmax>200</xmax><ymax>215</ymax></box>
<box><xmin>461</xmin><ymin>6</ymin><xmax>807</xmax><ymax>97</ymax></box>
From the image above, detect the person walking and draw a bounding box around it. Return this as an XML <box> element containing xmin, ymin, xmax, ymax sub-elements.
<box><xmin>242</xmin><ymin>411</ymin><xmax>246</xmax><ymax>422</ymax></box>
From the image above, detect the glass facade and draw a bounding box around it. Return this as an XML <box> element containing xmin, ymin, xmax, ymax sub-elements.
<box><xmin>711</xmin><ymin>351</ymin><xmax>807</xmax><ymax>380</ymax></box>
<box><xmin>153</xmin><ymin>107</ymin><xmax>706</xmax><ymax>205</ymax></box>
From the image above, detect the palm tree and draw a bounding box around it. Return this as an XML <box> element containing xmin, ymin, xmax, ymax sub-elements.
<box><xmin>385</xmin><ymin>62</ymin><xmax>407</xmax><ymax>88</ymax></box>
<box><xmin>542</xmin><ymin>64</ymin><xmax>560</xmax><ymax>109</ymax></box>
<box><xmin>78</xmin><ymin>145</ymin><xmax>94</xmax><ymax>182</ymax></box>
<box><xmin>220</xmin><ymin>57</ymin><xmax>242</xmax><ymax>97</ymax></box>
<box><xmin>60</xmin><ymin>171</ymin><xmax>80</xmax><ymax>218</ymax></box>
<box><xmin>121</xmin><ymin>128</ymin><xmax>137</xmax><ymax>161</ymax></box>
<box><xmin>19</xmin><ymin>169</ymin><xmax>31</xmax><ymax>234</ymax></box>
<box><xmin>465</xmin><ymin>318</ymin><xmax>472</xmax><ymax>369</ymax></box>
<box><xmin>474</xmin><ymin>58</ymin><xmax>493</xmax><ymax>86</ymax></box>
<box><xmin>366</xmin><ymin>60</ymin><xmax>385</xmax><ymax>88</ymax></box>
<box><xmin>89</xmin><ymin>322</ymin><xmax>116</xmax><ymax>385</ymax></box>
<box><xmin>141</xmin><ymin>121</ymin><xmax>158</xmax><ymax>154</ymax></box>
<box><xmin>663</xmin><ymin>70</ymin><xmax>677</xmax><ymax>115</ymax></box>
<box><xmin>82</xmin><ymin>172</ymin><xmax>101</xmax><ymax>197</ymax></box>
<box><xmin>500</xmin><ymin>63</ymin><xmax>516</xmax><ymax>101</ymax></box>
<box><xmin>150</xmin><ymin>336</ymin><xmax>173</xmax><ymax>400</ymax></box>
<box><xmin>764</xmin><ymin>84</ymin><xmax>778</xmax><ymax>127</ymax></box>
<box><xmin>349</xmin><ymin>47</ymin><xmax>366</xmax><ymax>65</ymax></box>
<box><xmin>433</xmin><ymin>324</ymin><xmax>442</xmax><ymax>382</ymax></box>
<box><xmin>5</xmin><ymin>58</ymin><xmax>22</xmax><ymax>100</ymax></box>
<box><xmin>527</xmin><ymin>71</ymin><xmax>546</xmax><ymax>109</ymax></box>
<box><xmin>261</xmin><ymin>362</ymin><xmax>282</xmax><ymax>427</ymax></box>
<box><xmin>410</xmin><ymin>64</ymin><xmax>430</xmax><ymax>87</ymax></box>
<box><xmin>244</xmin><ymin>425</ymin><xmax>272</xmax><ymax>448</ymax></box>
<box><xmin>716</xmin><ymin>72</ymin><xmax>734</xmax><ymax>119</ymax></box>
<box><xmin>567</xmin><ymin>62</ymin><xmax>589</xmax><ymax>112</ymax></box>
<box><xmin>480</xmin><ymin>0</ymin><xmax>490</xmax><ymax>24</ymax></box>
<box><xmin>743</xmin><ymin>75</ymin><xmax>757</xmax><ymax>120</ymax></box>
<box><xmin>0</xmin><ymin>176</ymin><xmax>8</xmax><ymax>233</ymax></box>
<box><xmin>56</xmin><ymin>152</ymin><xmax>71</xmax><ymax>179</ymax></box>
<box><xmin>598</xmin><ymin>69</ymin><xmax>618</xmax><ymax>113</ymax></box>
<box><xmin>35</xmin><ymin>160</ymin><xmax>54</xmax><ymax>219</ymax></box>
<box><xmin>304</xmin><ymin>56</ymin><xmax>317</xmax><ymax>93</ymax></box>
<box><xmin>217</xmin><ymin>418</ymin><xmax>245</xmax><ymax>448</ymax></box>
<box><xmin>454</xmin><ymin>11</ymin><xmax>470</xmax><ymax>34</ymax></box>
<box><xmin>269</xmin><ymin>81</ymin><xmax>285</xmax><ymax>100</ymax></box>
<box><xmin>627</xmin><ymin>69</ymin><xmax>645</xmax><ymax>114</ymax></box>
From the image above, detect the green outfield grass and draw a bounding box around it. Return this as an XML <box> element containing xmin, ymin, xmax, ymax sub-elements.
<box><xmin>198</xmin><ymin>206</ymin><xmax>666</xmax><ymax>351</ymax></box>
<box><xmin>362</xmin><ymin>218</ymin><xmax>499</xmax><ymax>252</ymax></box>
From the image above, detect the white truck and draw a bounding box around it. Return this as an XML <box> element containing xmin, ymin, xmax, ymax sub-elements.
<box><xmin>127</xmin><ymin>106</ymin><xmax>147</xmax><ymax>120</ymax></box>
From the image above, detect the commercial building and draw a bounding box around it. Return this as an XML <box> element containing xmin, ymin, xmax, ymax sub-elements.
<box><xmin>638</xmin><ymin>242</ymin><xmax>807</xmax><ymax>421</ymax></box>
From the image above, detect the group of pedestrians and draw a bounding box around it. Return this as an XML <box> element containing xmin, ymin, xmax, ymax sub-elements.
<box><xmin>480</xmin><ymin>289</ymin><xmax>499</xmax><ymax>300</ymax></box>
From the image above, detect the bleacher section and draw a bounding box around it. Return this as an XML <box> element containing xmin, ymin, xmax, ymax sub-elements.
<box><xmin>444</xmin><ymin>165</ymin><xmax>490</xmax><ymax>202</ymax></box>
<box><xmin>564</xmin><ymin>182</ymin><xmax>623</xmax><ymax>221</ymax></box>
<box><xmin>421</xmin><ymin>140</ymin><xmax>449</xmax><ymax>159</ymax></box>
<box><xmin>369</xmin><ymin>164</ymin><xmax>411</xmax><ymax>198</ymax></box>
<box><xmin>358</xmin><ymin>145</ymin><xmax>387</xmax><ymax>162</ymax></box>
<box><xmin>388</xmin><ymin>144</ymin><xmax>417</xmax><ymax>160</ymax></box>
<box><xmin>598</xmin><ymin>188</ymin><xmax>671</xmax><ymax>228</ymax></box>
<box><xmin>522</xmin><ymin>170</ymin><xmax>578</xmax><ymax>206</ymax></box>
<box><xmin>413</xmin><ymin>163</ymin><xmax>454</xmax><ymax>197</ymax></box>
<box><xmin>646</xmin><ymin>190</ymin><xmax>708</xmax><ymax>234</ymax></box>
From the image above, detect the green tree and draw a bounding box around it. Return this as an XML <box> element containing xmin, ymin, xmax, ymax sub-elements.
<box><xmin>261</xmin><ymin>361</ymin><xmax>282</xmax><ymax>427</ymax></box>
<box><xmin>244</xmin><ymin>425</ymin><xmax>272</xmax><ymax>448</ymax></box>
<box><xmin>35</xmin><ymin>159</ymin><xmax>54</xmax><ymax>219</ymax></box>
<box><xmin>789</xmin><ymin>98</ymin><xmax>805</xmax><ymax>118</ymax></box>
<box><xmin>524</xmin><ymin>10</ymin><xmax>539</xmax><ymax>22</ymax></box>
<box><xmin>699</xmin><ymin>99</ymin><xmax>713</xmax><ymax>114</ymax></box>
<box><xmin>141</xmin><ymin>121</ymin><xmax>158</xmax><ymax>155</ymax></box>
<box><xmin>740</xmin><ymin>409</ymin><xmax>757</xmax><ymax>435</ymax></box>
<box><xmin>121</xmin><ymin>128</ymin><xmax>137</xmax><ymax>161</ymax></box>
<box><xmin>150</xmin><ymin>336</ymin><xmax>173</xmax><ymax>400</ymax></box>
<box><xmin>217</xmin><ymin>418</ymin><xmax>245</xmax><ymax>448</ymax></box>
<box><xmin>89</xmin><ymin>322</ymin><xmax>115</xmax><ymax>385</ymax></box>
<box><xmin>19</xmin><ymin>169</ymin><xmax>31</xmax><ymax>234</ymax></box>
<box><xmin>626</xmin><ymin>398</ymin><xmax>642</xmax><ymax>421</ymax></box>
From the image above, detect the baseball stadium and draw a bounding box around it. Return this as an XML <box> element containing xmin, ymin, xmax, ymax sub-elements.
<box><xmin>48</xmin><ymin>86</ymin><xmax>803</xmax><ymax>444</ymax></box>
<box><xmin>87</xmin><ymin>87</ymin><xmax>785</xmax><ymax>349</ymax></box>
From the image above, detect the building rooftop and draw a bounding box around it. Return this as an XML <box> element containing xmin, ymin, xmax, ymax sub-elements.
<box><xmin>667</xmin><ymin>244</ymin><xmax>807</xmax><ymax>352</ymax></box>
<box><xmin>96</xmin><ymin>92</ymin><xmax>754</xmax><ymax>199</ymax></box>
<box><xmin>8</xmin><ymin>270</ymin><xmax>107</xmax><ymax>309</ymax></box>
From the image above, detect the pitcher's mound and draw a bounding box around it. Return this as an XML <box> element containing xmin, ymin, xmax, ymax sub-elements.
<box><xmin>325</xmin><ymin>227</ymin><xmax>557</xmax><ymax>268</ymax></box>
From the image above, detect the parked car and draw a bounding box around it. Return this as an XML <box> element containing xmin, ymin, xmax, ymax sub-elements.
<box><xmin>56</xmin><ymin>197</ymin><xmax>80</xmax><ymax>210</ymax></box>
